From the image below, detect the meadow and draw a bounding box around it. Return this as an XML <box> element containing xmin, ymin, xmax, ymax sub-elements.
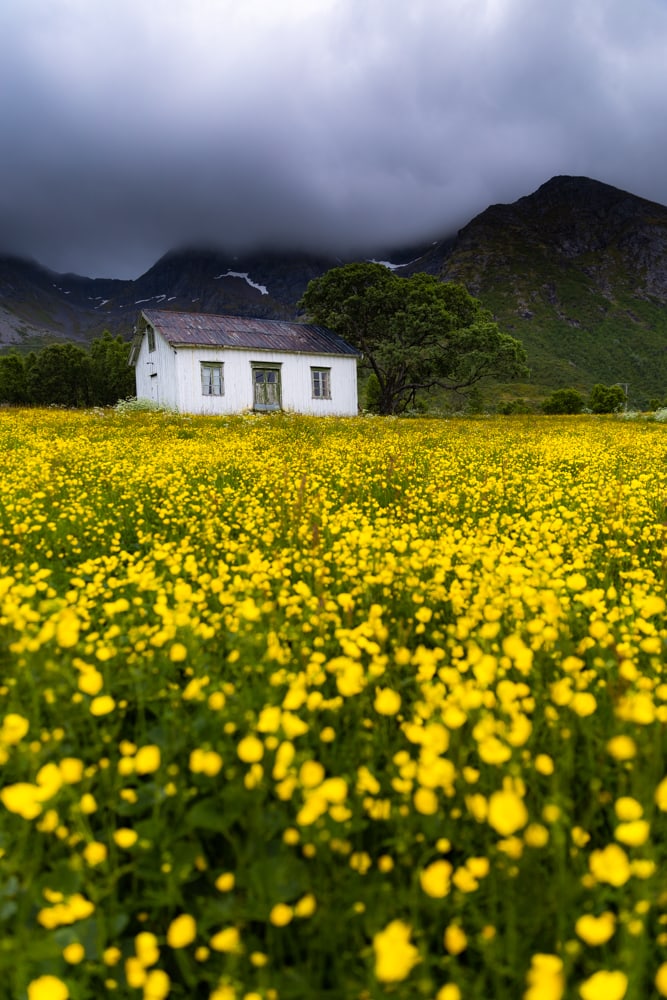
<box><xmin>1</xmin><ymin>408</ymin><xmax>666</xmax><ymax>1000</ymax></box>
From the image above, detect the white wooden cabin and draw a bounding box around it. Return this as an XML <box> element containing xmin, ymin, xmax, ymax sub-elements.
<box><xmin>129</xmin><ymin>309</ymin><xmax>360</xmax><ymax>416</ymax></box>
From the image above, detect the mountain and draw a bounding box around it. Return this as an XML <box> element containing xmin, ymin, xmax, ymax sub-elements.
<box><xmin>0</xmin><ymin>248</ymin><xmax>347</xmax><ymax>349</ymax></box>
<box><xmin>437</xmin><ymin>176</ymin><xmax>667</xmax><ymax>405</ymax></box>
<box><xmin>2</xmin><ymin>175</ymin><xmax>667</xmax><ymax>406</ymax></box>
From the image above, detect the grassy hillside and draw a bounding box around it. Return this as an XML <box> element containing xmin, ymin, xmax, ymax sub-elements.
<box><xmin>440</xmin><ymin>177</ymin><xmax>667</xmax><ymax>409</ymax></box>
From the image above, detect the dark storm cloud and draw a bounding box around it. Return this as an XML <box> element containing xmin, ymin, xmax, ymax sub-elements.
<box><xmin>2</xmin><ymin>0</ymin><xmax>667</xmax><ymax>277</ymax></box>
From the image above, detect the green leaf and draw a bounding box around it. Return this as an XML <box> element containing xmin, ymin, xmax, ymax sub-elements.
<box><xmin>186</xmin><ymin>796</ymin><xmax>244</xmax><ymax>833</ymax></box>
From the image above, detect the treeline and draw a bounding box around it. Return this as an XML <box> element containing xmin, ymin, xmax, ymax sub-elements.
<box><xmin>0</xmin><ymin>332</ymin><xmax>135</xmax><ymax>407</ymax></box>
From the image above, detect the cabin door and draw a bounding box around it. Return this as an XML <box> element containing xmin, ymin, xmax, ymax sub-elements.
<box><xmin>252</xmin><ymin>366</ymin><xmax>281</xmax><ymax>411</ymax></box>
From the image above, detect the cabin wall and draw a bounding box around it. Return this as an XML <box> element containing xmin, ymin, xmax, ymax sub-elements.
<box><xmin>134</xmin><ymin>325</ymin><xmax>178</xmax><ymax>407</ymax></box>
<box><xmin>135</xmin><ymin>329</ymin><xmax>359</xmax><ymax>416</ymax></box>
<box><xmin>173</xmin><ymin>348</ymin><xmax>358</xmax><ymax>416</ymax></box>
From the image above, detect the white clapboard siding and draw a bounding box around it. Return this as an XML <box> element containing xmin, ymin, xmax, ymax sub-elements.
<box><xmin>134</xmin><ymin>326</ymin><xmax>178</xmax><ymax>407</ymax></box>
<box><xmin>173</xmin><ymin>345</ymin><xmax>358</xmax><ymax>416</ymax></box>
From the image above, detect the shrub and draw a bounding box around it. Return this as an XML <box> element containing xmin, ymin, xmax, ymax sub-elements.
<box><xmin>589</xmin><ymin>383</ymin><xmax>626</xmax><ymax>414</ymax></box>
<box><xmin>541</xmin><ymin>388</ymin><xmax>585</xmax><ymax>414</ymax></box>
<box><xmin>498</xmin><ymin>398</ymin><xmax>533</xmax><ymax>415</ymax></box>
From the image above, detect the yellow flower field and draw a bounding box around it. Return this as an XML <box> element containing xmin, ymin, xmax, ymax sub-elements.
<box><xmin>1</xmin><ymin>408</ymin><xmax>667</xmax><ymax>1000</ymax></box>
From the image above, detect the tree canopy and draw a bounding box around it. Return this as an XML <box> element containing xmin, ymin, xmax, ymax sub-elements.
<box><xmin>0</xmin><ymin>332</ymin><xmax>135</xmax><ymax>408</ymax></box>
<box><xmin>299</xmin><ymin>262</ymin><xmax>528</xmax><ymax>414</ymax></box>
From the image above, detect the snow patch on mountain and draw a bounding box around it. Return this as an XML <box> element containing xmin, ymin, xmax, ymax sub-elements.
<box><xmin>368</xmin><ymin>256</ymin><xmax>423</xmax><ymax>270</ymax></box>
<box><xmin>135</xmin><ymin>295</ymin><xmax>168</xmax><ymax>305</ymax></box>
<box><xmin>214</xmin><ymin>271</ymin><xmax>269</xmax><ymax>295</ymax></box>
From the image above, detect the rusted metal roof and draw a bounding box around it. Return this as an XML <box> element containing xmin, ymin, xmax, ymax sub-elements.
<box><xmin>140</xmin><ymin>309</ymin><xmax>361</xmax><ymax>357</ymax></box>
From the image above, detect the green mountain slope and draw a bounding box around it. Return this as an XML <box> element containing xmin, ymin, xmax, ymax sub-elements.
<box><xmin>439</xmin><ymin>176</ymin><xmax>667</xmax><ymax>407</ymax></box>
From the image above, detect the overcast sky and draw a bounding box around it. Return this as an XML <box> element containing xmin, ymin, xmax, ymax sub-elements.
<box><xmin>1</xmin><ymin>0</ymin><xmax>667</xmax><ymax>279</ymax></box>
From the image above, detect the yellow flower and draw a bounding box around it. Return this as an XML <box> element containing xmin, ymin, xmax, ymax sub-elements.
<box><xmin>524</xmin><ymin>823</ymin><xmax>549</xmax><ymax>848</ymax></box>
<box><xmin>36</xmin><ymin>762</ymin><xmax>63</xmax><ymax>799</ymax></box>
<box><xmin>166</xmin><ymin>913</ymin><xmax>197</xmax><ymax>948</ymax></box>
<box><xmin>210</xmin><ymin>926</ymin><xmax>241</xmax><ymax>952</ymax></box>
<box><xmin>466</xmin><ymin>856</ymin><xmax>490</xmax><ymax>878</ymax></box>
<box><xmin>143</xmin><ymin>969</ymin><xmax>170</xmax><ymax>1000</ymax></box>
<box><xmin>614</xmin><ymin>797</ymin><xmax>643</xmax><ymax>821</ymax></box>
<box><xmin>487</xmin><ymin>789</ymin><xmax>528</xmax><ymax>836</ymax></box>
<box><xmin>655</xmin><ymin>963</ymin><xmax>667</xmax><ymax>997</ymax></box>
<box><xmin>614</xmin><ymin>820</ymin><xmax>650</xmax><ymax>846</ymax></box>
<box><xmin>524</xmin><ymin>954</ymin><xmax>564</xmax><ymax>1000</ymax></box>
<box><xmin>443</xmin><ymin>925</ymin><xmax>467</xmax><ymax>955</ymax></box>
<box><xmin>1</xmin><ymin>782</ymin><xmax>43</xmax><ymax>819</ymax></box>
<box><xmin>80</xmin><ymin>793</ymin><xmax>97</xmax><ymax>814</ymax></box>
<box><xmin>27</xmin><ymin>976</ymin><xmax>69</xmax><ymax>1000</ymax></box>
<box><xmin>478</xmin><ymin>737</ymin><xmax>512</xmax><ymax>765</ymax></box>
<box><xmin>319</xmin><ymin>777</ymin><xmax>348</xmax><ymax>803</ymax></box>
<box><xmin>452</xmin><ymin>866</ymin><xmax>478</xmax><ymax>893</ymax></box>
<box><xmin>170</xmin><ymin>642</ymin><xmax>188</xmax><ymax>662</ymax></box>
<box><xmin>190</xmin><ymin>749</ymin><xmax>223</xmax><ymax>776</ymax></box>
<box><xmin>575</xmin><ymin>911</ymin><xmax>616</xmax><ymax>946</ymax></box>
<box><xmin>535</xmin><ymin>754</ymin><xmax>555</xmax><ymax>775</ymax></box>
<box><xmin>59</xmin><ymin>758</ymin><xmax>84</xmax><ymax>784</ymax></box>
<box><xmin>299</xmin><ymin>760</ymin><xmax>325</xmax><ymax>787</ymax></box>
<box><xmin>1</xmin><ymin>713</ymin><xmax>29</xmax><ymax>744</ymax></box>
<box><xmin>56</xmin><ymin>609</ymin><xmax>80</xmax><ymax>648</ymax></box>
<box><xmin>113</xmin><ymin>828</ymin><xmax>138</xmax><ymax>849</ymax></box>
<box><xmin>640</xmin><ymin>595</ymin><xmax>666</xmax><ymax>617</ymax></box>
<box><xmin>374</xmin><ymin>688</ymin><xmax>402</xmax><ymax>716</ymax></box>
<box><xmin>214</xmin><ymin>872</ymin><xmax>235</xmax><ymax>892</ymax></box>
<box><xmin>209</xmin><ymin>988</ymin><xmax>236</xmax><ymax>1000</ymax></box>
<box><xmin>237</xmin><ymin>735</ymin><xmax>264</xmax><ymax>763</ymax></box>
<box><xmin>570</xmin><ymin>692</ymin><xmax>597</xmax><ymax>717</ymax></box>
<box><xmin>413</xmin><ymin>787</ymin><xmax>439</xmax><ymax>815</ymax></box>
<box><xmin>63</xmin><ymin>942</ymin><xmax>85</xmax><ymax>964</ymax></box>
<box><xmin>135</xmin><ymin>745</ymin><xmax>161</xmax><ymax>775</ymax></box>
<box><xmin>126</xmin><ymin>957</ymin><xmax>147</xmax><ymax>988</ymax></box>
<box><xmin>419</xmin><ymin>860</ymin><xmax>452</xmax><ymax>898</ymax></box>
<box><xmin>579</xmin><ymin>970</ymin><xmax>627</xmax><ymax>1000</ymax></box>
<box><xmin>135</xmin><ymin>932</ymin><xmax>160</xmax><ymax>967</ymax></box>
<box><xmin>436</xmin><ymin>987</ymin><xmax>462</xmax><ymax>1000</ymax></box>
<box><xmin>655</xmin><ymin>776</ymin><xmax>667</xmax><ymax>811</ymax></box>
<box><xmin>78</xmin><ymin>669</ymin><xmax>104</xmax><ymax>696</ymax></box>
<box><xmin>83</xmin><ymin>841</ymin><xmax>108</xmax><ymax>866</ymax></box>
<box><xmin>373</xmin><ymin>920</ymin><xmax>420</xmax><ymax>983</ymax></box>
<box><xmin>588</xmin><ymin>844</ymin><xmax>631</xmax><ymax>886</ymax></box>
<box><xmin>269</xmin><ymin>903</ymin><xmax>293</xmax><ymax>927</ymax></box>
<box><xmin>90</xmin><ymin>695</ymin><xmax>116</xmax><ymax>716</ymax></box>
<box><xmin>294</xmin><ymin>893</ymin><xmax>317</xmax><ymax>917</ymax></box>
<box><xmin>607</xmin><ymin>734</ymin><xmax>637</xmax><ymax>760</ymax></box>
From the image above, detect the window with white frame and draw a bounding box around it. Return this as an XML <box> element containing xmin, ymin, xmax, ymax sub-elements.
<box><xmin>200</xmin><ymin>362</ymin><xmax>224</xmax><ymax>396</ymax></box>
<box><xmin>147</xmin><ymin>326</ymin><xmax>156</xmax><ymax>352</ymax></box>
<box><xmin>311</xmin><ymin>367</ymin><xmax>331</xmax><ymax>399</ymax></box>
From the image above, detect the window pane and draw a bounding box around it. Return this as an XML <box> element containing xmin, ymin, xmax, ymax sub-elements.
<box><xmin>201</xmin><ymin>363</ymin><xmax>223</xmax><ymax>395</ymax></box>
<box><xmin>311</xmin><ymin>368</ymin><xmax>331</xmax><ymax>398</ymax></box>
